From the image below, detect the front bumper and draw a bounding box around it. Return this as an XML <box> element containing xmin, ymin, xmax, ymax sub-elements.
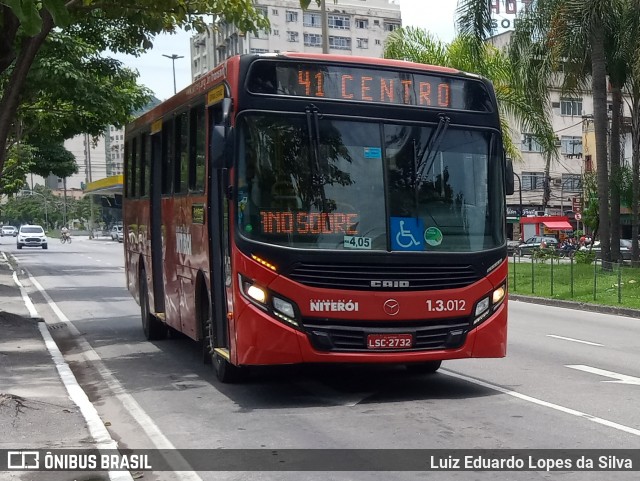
<box><xmin>232</xmin><ymin>300</ymin><xmax>507</xmax><ymax>366</ymax></box>
<box><xmin>18</xmin><ymin>237</ymin><xmax>47</xmax><ymax>246</ymax></box>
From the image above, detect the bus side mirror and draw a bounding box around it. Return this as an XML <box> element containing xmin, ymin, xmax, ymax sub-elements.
<box><xmin>505</xmin><ymin>157</ymin><xmax>515</xmax><ymax>195</ymax></box>
<box><xmin>210</xmin><ymin>98</ymin><xmax>233</xmax><ymax>169</ymax></box>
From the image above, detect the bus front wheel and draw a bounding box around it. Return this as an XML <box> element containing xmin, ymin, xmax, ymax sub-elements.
<box><xmin>406</xmin><ymin>360</ymin><xmax>442</xmax><ymax>374</ymax></box>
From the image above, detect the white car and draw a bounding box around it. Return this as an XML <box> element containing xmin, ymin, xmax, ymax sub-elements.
<box><xmin>17</xmin><ymin>224</ymin><xmax>48</xmax><ymax>249</ymax></box>
<box><xmin>1</xmin><ymin>225</ymin><xmax>17</xmax><ymax>237</ymax></box>
<box><xmin>110</xmin><ymin>225</ymin><xmax>123</xmax><ymax>243</ymax></box>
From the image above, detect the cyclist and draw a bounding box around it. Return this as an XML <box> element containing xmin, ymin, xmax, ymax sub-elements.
<box><xmin>60</xmin><ymin>226</ymin><xmax>70</xmax><ymax>241</ymax></box>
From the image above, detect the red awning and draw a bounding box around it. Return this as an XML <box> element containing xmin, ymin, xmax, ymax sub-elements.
<box><xmin>543</xmin><ymin>221</ymin><xmax>573</xmax><ymax>230</ymax></box>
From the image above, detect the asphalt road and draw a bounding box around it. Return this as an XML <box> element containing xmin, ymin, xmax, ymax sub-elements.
<box><xmin>2</xmin><ymin>235</ymin><xmax>640</xmax><ymax>481</ymax></box>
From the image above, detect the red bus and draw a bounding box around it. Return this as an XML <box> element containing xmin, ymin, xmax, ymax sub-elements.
<box><xmin>124</xmin><ymin>53</ymin><xmax>514</xmax><ymax>382</ymax></box>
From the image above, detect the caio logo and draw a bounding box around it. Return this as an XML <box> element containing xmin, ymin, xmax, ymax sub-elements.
<box><xmin>383</xmin><ymin>299</ymin><xmax>400</xmax><ymax>316</ymax></box>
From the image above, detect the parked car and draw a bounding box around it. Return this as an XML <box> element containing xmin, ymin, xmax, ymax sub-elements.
<box><xmin>582</xmin><ymin>239</ymin><xmax>632</xmax><ymax>261</ymax></box>
<box><xmin>507</xmin><ymin>240</ymin><xmax>520</xmax><ymax>255</ymax></box>
<box><xmin>16</xmin><ymin>224</ymin><xmax>47</xmax><ymax>249</ymax></box>
<box><xmin>110</xmin><ymin>225</ymin><xmax>123</xmax><ymax>243</ymax></box>
<box><xmin>1</xmin><ymin>225</ymin><xmax>17</xmax><ymax>237</ymax></box>
<box><xmin>516</xmin><ymin>236</ymin><xmax>559</xmax><ymax>256</ymax></box>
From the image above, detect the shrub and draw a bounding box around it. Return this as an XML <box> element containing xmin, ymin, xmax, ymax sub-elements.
<box><xmin>574</xmin><ymin>250</ymin><xmax>595</xmax><ymax>264</ymax></box>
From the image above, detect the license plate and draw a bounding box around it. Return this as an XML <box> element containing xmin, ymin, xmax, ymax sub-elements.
<box><xmin>367</xmin><ymin>333</ymin><xmax>413</xmax><ymax>349</ymax></box>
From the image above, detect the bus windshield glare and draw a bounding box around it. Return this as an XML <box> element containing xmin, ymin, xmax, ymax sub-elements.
<box><xmin>236</xmin><ymin>113</ymin><xmax>505</xmax><ymax>252</ymax></box>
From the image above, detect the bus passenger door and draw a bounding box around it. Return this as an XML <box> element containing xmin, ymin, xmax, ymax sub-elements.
<box><xmin>149</xmin><ymin>131</ymin><xmax>165</xmax><ymax>315</ymax></box>
<box><xmin>207</xmin><ymin>99</ymin><xmax>232</xmax><ymax>359</ymax></box>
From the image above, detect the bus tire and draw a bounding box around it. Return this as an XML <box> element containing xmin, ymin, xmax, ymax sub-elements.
<box><xmin>140</xmin><ymin>272</ymin><xmax>165</xmax><ymax>341</ymax></box>
<box><xmin>406</xmin><ymin>360</ymin><xmax>442</xmax><ymax>374</ymax></box>
<box><xmin>202</xmin><ymin>291</ymin><xmax>245</xmax><ymax>383</ymax></box>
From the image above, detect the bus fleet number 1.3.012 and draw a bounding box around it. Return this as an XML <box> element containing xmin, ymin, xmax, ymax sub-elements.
<box><xmin>425</xmin><ymin>299</ymin><xmax>466</xmax><ymax>312</ymax></box>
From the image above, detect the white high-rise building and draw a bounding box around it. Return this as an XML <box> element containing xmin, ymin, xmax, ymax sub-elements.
<box><xmin>105</xmin><ymin>125</ymin><xmax>125</xmax><ymax>176</ymax></box>
<box><xmin>191</xmin><ymin>0</ymin><xmax>402</xmax><ymax>80</ymax></box>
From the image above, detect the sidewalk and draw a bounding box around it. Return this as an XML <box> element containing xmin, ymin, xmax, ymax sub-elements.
<box><xmin>0</xmin><ymin>254</ymin><xmax>111</xmax><ymax>480</ymax></box>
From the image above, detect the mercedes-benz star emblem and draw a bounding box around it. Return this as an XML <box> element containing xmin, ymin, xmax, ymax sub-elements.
<box><xmin>383</xmin><ymin>299</ymin><xmax>400</xmax><ymax>316</ymax></box>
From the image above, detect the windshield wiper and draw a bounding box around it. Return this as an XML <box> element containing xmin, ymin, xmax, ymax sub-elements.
<box><xmin>415</xmin><ymin>114</ymin><xmax>450</xmax><ymax>187</ymax></box>
<box><xmin>305</xmin><ymin>104</ymin><xmax>329</xmax><ymax>216</ymax></box>
<box><xmin>413</xmin><ymin>114</ymin><xmax>450</xmax><ymax>222</ymax></box>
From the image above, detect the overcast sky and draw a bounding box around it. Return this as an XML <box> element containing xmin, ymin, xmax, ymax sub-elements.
<box><xmin>117</xmin><ymin>0</ymin><xmax>459</xmax><ymax>101</ymax></box>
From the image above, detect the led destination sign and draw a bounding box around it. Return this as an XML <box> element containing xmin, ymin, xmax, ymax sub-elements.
<box><xmin>247</xmin><ymin>61</ymin><xmax>493</xmax><ymax>111</ymax></box>
<box><xmin>261</xmin><ymin>211</ymin><xmax>359</xmax><ymax>236</ymax></box>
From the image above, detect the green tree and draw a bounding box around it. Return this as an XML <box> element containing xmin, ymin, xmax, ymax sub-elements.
<box><xmin>0</xmin><ymin>143</ymin><xmax>34</xmax><ymax>196</ymax></box>
<box><xmin>17</xmin><ymin>31</ymin><xmax>151</xmax><ymax>143</ymax></box>
<box><xmin>383</xmin><ymin>28</ymin><xmax>557</xmax><ymax>164</ymax></box>
<box><xmin>616</xmin><ymin>0</ymin><xmax>640</xmax><ymax>264</ymax></box>
<box><xmin>0</xmin><ymin>0</ymin><xmax>270</xmax><ymax>178</ymax></box>
<box><xmin>29</xmin><ymin>141</ymin><xmax>78</xmax><ymax>179</ymax></box>
<box><xmin>458</xmin><ymin>0</ymin><xmax>620</xmax><ymax>263</ymax></box>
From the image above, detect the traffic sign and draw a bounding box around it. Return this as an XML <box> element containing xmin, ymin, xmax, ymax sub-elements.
<box><xmin>575</xmin><ymin>213</ymin><xmax>582</xmax><ymax>221</ymax></box>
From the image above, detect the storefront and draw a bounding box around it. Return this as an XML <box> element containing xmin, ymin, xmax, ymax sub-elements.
<box><xmin>520</xmin><ymin>215</ymin><xmax>574</xmax><ymax>241</ymax></box>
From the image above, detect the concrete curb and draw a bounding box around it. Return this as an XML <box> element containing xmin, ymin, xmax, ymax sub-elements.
<box><xmin>510</xmin><ymin>294</ymin><xmax>640</xmax><ymax>319</ymax></box>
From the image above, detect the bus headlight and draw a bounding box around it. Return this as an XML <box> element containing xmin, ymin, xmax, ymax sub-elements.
<box><xmin>475</xmin><ymin>297</ymin><xmax>490</xmax><ymax>317</ymax></box>
<box><xmin>273</xmin><ymin>296</ymin><xmax>295</xmax><ymax>318</ymax></box>
<box><xmin>272</xmin><ymin>296</ymin><xmax>298</xmax><ymax>326</ymax></box>
<box><xmin>239</xmin><ymin>275</ymin><xmax>299</xmax><ymax>327</ymax></box>
<box><xmin>473</xmin><ymin>283</ymin><xmax>507</xmax><ymax>325</ymax></box>
<box><xmin>473</xmin><ymin>296</ymin><xmax>490</xmax><ymax>325</ymax></box>
<box><xmin>239</xmin><ymin>275</ymin><xmax>267</xmax><ymax>307</ymax></box>
<box><xmin>492</xmin><ymin>284</ymin><xmax>506</xmax><ymax>306</ymax></box>
<box><xmin>247</xmin><ymin>285</ymin><xmax>267</xmax><ymax>304</ymax></box>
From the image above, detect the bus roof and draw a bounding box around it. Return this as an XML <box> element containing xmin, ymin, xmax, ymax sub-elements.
<box><xmin>127</xmin><ymin>53</ymin><xmax>481</xmax><ymax>134</ymax></box>
<box><xmin>279</xmin><ymin>52</ymin><xmax>461</xmax><ymax>75</ymax></box>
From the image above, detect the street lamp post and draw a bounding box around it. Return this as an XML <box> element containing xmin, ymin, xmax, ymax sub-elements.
<box><xmin>162</xmin><ymin>54</ymin><xmax>184</xmax><ymax>95</ymax></box>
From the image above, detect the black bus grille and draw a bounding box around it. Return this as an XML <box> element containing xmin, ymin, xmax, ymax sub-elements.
<box><xmin>289</xmin><ymin>263</ymin><xmax>479</xmax><ymax>290</ymax></box>
<box><xmin>302</xmin><ymin>318</ymin><xmax>471</xmax><ymax>352</ymax></box>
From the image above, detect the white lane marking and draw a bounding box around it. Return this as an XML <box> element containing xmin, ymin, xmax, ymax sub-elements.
<box><xmin>566</xmin><ymin>365</ymin><xmax>640</xmax><ymax>385</ymax></box>
<box><xmin>27</xmin><ymin>270</ymin><xmax>203</xmax><ymax>480</ymax></box>
<box><xmin>7</xmin><ymin>262</ymin><xmax>132</xmax><ymax>481</ymax></box>
<box><xmin>12</xmin><ymin>271</ymin><xmax>38</xmax><ymax>318</ymax></box>
<box><xmin>442</xmin><ymin>369</ymin><xmax>640</xmax><ymax>437</ymax></box>
<box><xmin>547</xmin><ymin>334</ymin><xmax>604</xmax><ymax>347</ymax></box>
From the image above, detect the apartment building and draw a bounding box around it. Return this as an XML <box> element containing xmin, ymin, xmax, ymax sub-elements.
<box><xmin>191</xmin><ymin>0</ymin><xmax>402</xmax><ymax>79</ymax></box>
<box><xmin>105</xmin><ymin>125</ymin><xmax>126</xmax><ymax>177</ymax></box>
<box><xmin>489</xmin><ymin>32</ymin><xmax>633</xmax><ymax>239</ymax></box>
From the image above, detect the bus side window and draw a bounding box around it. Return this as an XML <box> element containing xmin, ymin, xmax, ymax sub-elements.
<box><xmin>130</xmin><ymin>137</ymin><xmax>138</xmax><ymax>198</ymax></box>
<box><xmin>161</xmin><ymin>119</ymin><xmax>174</xmax><ymax>195</ymax></box>
<box><xmin>139</xmin><ymin>134</ymin><xmax>146</xmax><ymax>197</ymax></box>
<box><xmin>142</xmin><ymin>133</ymin><xmax>151</xmax><ymax>197</ymax></box>
<box><xmin>189</xmin><ymin>105</ymin><xmax>206</xmax><ymax>192</ymax></box>
<box><xmin>174</xmin><ymin>111</ymin><xmax>188</xmax><ymax>194</ymax></box>
<box><xmin>124</xmin><ymin>141</ymin><xmax>130</xmax><ymax>198</ymax></box>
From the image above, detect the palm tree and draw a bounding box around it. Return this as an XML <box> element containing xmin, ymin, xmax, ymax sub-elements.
<box><xmin>457</xmin><ymin>0</ymin><xmax>618</xmax><ymax>263</ymax></box>
<box><xmin>617</xmin><ymin>0</ymin><xmax>640</xmax><ymax>264</ymax></box>
<box><xmin>383</xmin><ymin>27</ymin><xmax>557</xmax><ymax>164</ymax></box>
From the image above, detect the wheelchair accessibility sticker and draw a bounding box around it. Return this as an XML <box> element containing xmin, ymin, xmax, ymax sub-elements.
<box><xmin>391</xmin><ymin>217</ymin><xmax>424</xmax><ymax>251</ymax></box>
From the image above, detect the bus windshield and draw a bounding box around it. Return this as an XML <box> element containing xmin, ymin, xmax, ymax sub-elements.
<box><xmin>236</xmin><ymin>113</ymin><xmax>504</xmax><ymax>252</ymax></box>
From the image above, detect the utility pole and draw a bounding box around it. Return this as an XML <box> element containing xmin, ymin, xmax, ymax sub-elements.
<box><xmin>163</xmin><ymin>54</ymin><xmax>184</xmax><ymax>95</ymax></box>
<box><xmin>63</xmin><ymin>177</ymin><xmax>68</xmax><ymax>227</ymax></box>
<box><xmin>321</xmin><ymin>0</ymin><xmax>329</xmax><ymax>54</ymax></box>
<box><xmin>85</xmin><ymin>133</ymin><xmax>95</xmax><ymax>238</ymax></box>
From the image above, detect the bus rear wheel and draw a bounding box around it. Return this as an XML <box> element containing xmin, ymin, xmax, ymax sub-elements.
<box><xmin>140</xmin><ymin>273</ymin><xmax>165</xmax><ymax>340</ymax></box>
<box><xmin>201</xmin><ymin>290</ymin><xmax>245</xmax><ymax>383</ymax></box>
<box><xmin>406</xmin><ymin>360</ymin><xmax>442</xmax><ymax>374</ymax></box>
